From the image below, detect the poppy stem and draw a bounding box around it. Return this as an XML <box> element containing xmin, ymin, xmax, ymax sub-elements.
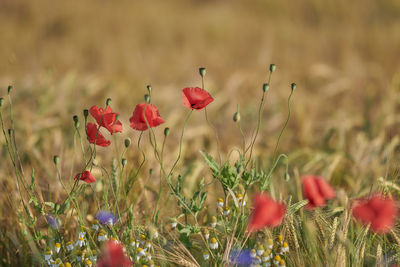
<box><xmin>205</xmin><ymin>107</ymin><xmax>222</xmax><ymax>165</ymax></box>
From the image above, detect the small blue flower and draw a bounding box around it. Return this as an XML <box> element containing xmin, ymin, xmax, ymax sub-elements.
<box><xmin>96</xmin><ymin>211</ymin><xmax>117</xmax><ymax>226</ymax></box>
<box><xmin>46</xmin><ymin>215</ymin><xmax>60</xmax><ymax>230</ymax></box>
<box><xmin>229</xmin><ymin>249</ymin><xmax>252</xmax><ymax>266</ymax></box>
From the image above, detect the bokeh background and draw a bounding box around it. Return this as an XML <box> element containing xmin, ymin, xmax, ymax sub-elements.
<box><xmin>1</xmin><ymin>0</ymin><xmax>400</xmax><ymax>233</ymax></box>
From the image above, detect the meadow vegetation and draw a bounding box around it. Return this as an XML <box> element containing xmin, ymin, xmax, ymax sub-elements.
<box><xmin>1</xmin><ymin>0</ymin><xmax>400</xmax><ymax>266</ymax></box>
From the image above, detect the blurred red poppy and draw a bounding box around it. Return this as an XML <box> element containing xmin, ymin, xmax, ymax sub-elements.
<box><xmin>97</xmin><ymin>240</ymin><xmax>132</xmax><ymax>267</ymax></box>
<box><xmin>129</xmin><ymin>103</ymin><xmax>164</xmax><ymax>131</ymax></box>
<box><xmin>352</xmin><ymin>194</ymin><xmax>398</xmax><ymax>233</ymax></box>
<box><xmin>74</xmin><ymin>170</ymin><xmax>96</xmax><ymax>183</ymax></box>
<box><xmin>90</xmin><ymin>105</ymin><xmax>122</xmax><ymax>135</ymax></box>
<box><xmin>182</xmin><ymin>87</ymin><xmax>214</xmax><ymax>110</ymax></box>
<box><xmin>302</xmin><ymin>175</ymin><xmax>335</xmax><ymax>209</ymax></box>
<box><xmin>247</xmin><ymin>193</ymin><xmax>286</xmax><ymax>232</ymax></box>
<box><xmin>86</xmin><ymin>123</ymin><xmax>111</xmax><ymax>147</ymax></box>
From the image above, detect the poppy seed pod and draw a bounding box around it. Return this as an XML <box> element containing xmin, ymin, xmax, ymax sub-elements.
<box><xmin>269</xmin><ymin>64</ymin><xmax>276</xmax><ymax>72</ymax></box>
<box><xmin>121</xmin><ymin>158</ymin><xmax>127</xmax><ymax>166</ymax></box>
<box><xmin>83</xmin><ymin>109</ymin><xmax>89</xmax><ymax>119</ymax></box>
<box><xmin>0</xmin><ymin>97</ymin><xmax>4</xmax><ymax>107</ymax></box>
<box><xmin>73</xmin><ymin>115</ymin><xmax>80</xmax><ymax>128</ymax></box>
<box><xmin>53</xmin><ymin>155</ymin><xmax>60</xmax><ymax>165</ymax></box>
<box><xmin>199</xmin><ymin>67</ymin><xmax>206</xmax><ymax>77</ymax></box>
<box><xmin>291</xmin><ymin>83</ymin><xmax>296</xmax><ymax>91</ymax></box>
<box><xmin>284</xmin><ymin>173</ymin><xmax>290</xmax><ymax>181</ymax></box>
<box><xmin>164</xmin><ymin>127</ymin><xmax>170</xmax><ymax>137</ymax></box>
<box><xmin>106</xmin><ymin>98</ymin><xmax>112</xmax><ymax>106</ymax></box>
<box><xmin>233</xmin><ymin>112</ymin><xmax>240</xmax><ymax>122</ymax></box>
<box><xmin>7</xmin><ymin>85</ymin><xmax>12</xmax><ymax>94</ymax></box>
<box><xmin>144</xmin><ymin>94</ymin><xmax>151</xmax><ymax>103</ymax></box>
<box><xmin>147</xmin><ymin>85</ymin><xmax>152</xmax><ymax>93</ymax></box>
<box><xmin>263</xmin><ymin>83</ymin><xmax>270</xmax><ymax>92</ymax></box>
<box><xmin>124</xmin><ymin>138</ymin><xmax>131</xmax><ymax>148</ymax></box>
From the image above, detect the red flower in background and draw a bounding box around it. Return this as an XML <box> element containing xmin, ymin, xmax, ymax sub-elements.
<box><xmin>129</xmin><ymin>103</ymin><xmax>164</xmax><ymax>131</ymax></box>
<box><xmin>90</xmin><ymin>105</ymin><xmax>122</xmax><ymax>135</ymax></box>
<box><xmin>182</xmin><ymin>87</ymin><xmax>214</xmax><ymax>110</ymax></box>
<box><xmin>352</xmin><ymin>194</ymin><xmax>398</xmax><ymax>233</ymax></box>
<box><xmin>86</xmin><ymin>123</ymin><xmax>111</xmax><ymax>147</ymax></box>
<box><xmin>74</xmin><ymin>170</ymin><xmax>96</xmax><ymax>183</ymax></box>
<box><xmin>97</xmin><ymin>240</ymin><xmax>132</xmax><ymax>267</ymax></box>
<box><xmin>302</xmin><ymin>175</ymin><xmax>335</xmax><ymax>209</ymax></box>
<box><xmin>247</xmin><ymin>193</ymin><xmax>286</xmax><ymax>232</ymax></box>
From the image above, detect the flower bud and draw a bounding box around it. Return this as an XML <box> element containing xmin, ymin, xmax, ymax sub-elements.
<box><xmin>291</xmin><ymin>83</ymin><xmax>296</xmax><ymax>91</ymax></box>
<box><xmin>262</xmin><ymin>83</ymin><xmax>270</xmax><ymax>92</ymax></box>
<box><xmin>106</xmin><ymin>98</ymin><xmax>112</xmax><ymax>106</ymax></box>
<box><xmin>284</xmin><ymin>173</ymin><xmax>290</xmax><ymax>181</ymax></box>
<box><xmin>199</xmin><ymin>67</ymin><xmax>206</xmax><ymax>77</ymax></box>
<box><xmin>83</xmin><ymin>109</ymin><xmax>89</xmax><ymax>119</ymax></box>
<box><xmin>7</xmin><ymin>85</ymin><xmax>12</xmax><ymax>94</ymax></box>
<box><xmin>149</xmin><ymin>168</ymin><xmax>153</xmax><ymax>176</ymax></box>
<box><xmin>53</xmin><ymin>155</ymin><xmax>60</xmax><ymax>165</ymax></box>
<box><xmin>147</xmin><ymin>85</ymin><xmax>152</xmax><ymax>93</ymax></box>
<box><xmin>144</xmin><ymin>94</ymin><xmax>151</xmax><ymax>103</ymax></box>
<box><xmin>73</xmin><ymin>115</ymin><xmax>80</xmax><ymax>128</ymax></box>
<box><xmin>164</xmin><ymin>127</ymin><xmax>170</xmax><ymax>137</ymax></box>
<box><xmin>233</xmin><ymin>112</ymin><xmax>240</xmax><ymax>122</ymax></box>
<box><xmin>8</xmin><ymin>129</ymin><xmax>12</xmax><ymax>136</ymax></box>
<box><xmin>0</xmin><ymin>98</ymin><xmax>4</xmax><ymax>107</ymax></box>
<box><xmin>124</xmin><ymin>138</ymin><xmax>131</xmax><ymax>148</ymax></box>
<box><xmin>269</xmin><ymin>64</ymin><xmax>276</xmax><ymax>73</ymax></box>
<box><xmin>115</xmin><ymin>114</ymin><xmax>119</xmax><ymax>121</ymax></box>
<box><xmin>122</xmin><ymin>158</ymin><xmax>127</xmax><ymax>166</ymax></box>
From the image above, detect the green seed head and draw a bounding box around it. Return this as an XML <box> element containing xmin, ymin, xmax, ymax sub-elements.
<box><xmin>199</xmin><ymin>67</ymin><xmax>206</xmax><ymax>77</ymax></box>
<box><xmin>262</xmin><ymin>83</ymin><xmax>270</xmax><ymax>92</ymax></box>
<box><xmin>291</xmin><ymin>83</ymin><xmax>296</xmax><ymax>91</ymax></box>
<box><xmin>83</xmin><ymin>109</ymin><xmax>89</xmax><ymax>118</ymax></box>
<box><xmin>124</xmin><ymin>138</ymin><xmax>131</xmax><ymax>148</ymax></box>
<box><xmin>164</xmin><ymin>127</ymin><xmax>170</xmax><ymax>137</ymax></box>
<box><xmin>7</xmin><ymin>85</ymin><xmax>12</xmax><ymax>94</ymax></box>
<box><xmin>122</xmin><ymin>158</ymin><xmax>127</xmax><ymax>166</ymax></box>
<box><xmin>269</xmin><ymin>64</ymin><xmax>276</xmax><ymax>73</ymax></box>
<box><xmin>53</xmin><ymin>155</ymin><xmax>60</xmax><ymax>165</ymax></box>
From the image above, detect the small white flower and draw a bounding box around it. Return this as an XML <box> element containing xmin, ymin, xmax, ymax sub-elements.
<box><xmin>98</xmin><ymin>231</ymin><xmax>107</xmax><ymax>242</ymax></box>
<box><xmin>92</xmin><ymin>220</ymin><xmax>99</xmax><ymax>231</ymax></box>
<box><xmin>171</xmin><ymin>222</ymin><xmax>177</xmax><ymax>228</ymax></box>
<box><xmin>137</xmin><ymin>247</ymin><xmax>146</xmax><ymax>257</ymax></box>
<box><xmin>76</xmin><ymin>256</ymin><xmax>82</xmax><ymax>262</ymax></box>
<box><xmin>204</xmin><ymin>233</ymin><xmax>210</xmax><ymax>240</ymax></box>
<box><xmin>281</xmin><ymin>242</ymin><xmax>289</xmax><ymax>253</ymax></box>
<box><xmin>203</xmin><ymin>251</ymin><xmax>210</xmax><ymax>260</ymax></box>
<box><xmin>209</xmin><ymin>238</ymin><xmax>218</xmax><ymax>250</ymax></box>
<box><xmin>45</xmin><ymin>250</ymin><xmax>52</xmax><ymax>261</ymax></box>
<box><xmin>130</xmin><ymin>238</ymin><xmax>136</xmax><ymax>247</ymax></box>
<box><xmin>273</xmin><ymin>255</ymin><xmax>281</xmax><ymax>265</ymax></box>
<box><xmin>76</xmin><ymin>237</ymin><xmax>85</xmax><ymax>247</ymax></box>
<box><xmin>146</xmin><ymin>252</ymin><xmax>152</xmax><ymax>260</ymax></box>
<box><xmin>264</xmin><ymin>262</ymin><xmax>271</xmax><ymax>267</ymax></box>
<box><xmin>66</xmin><ymin>241</ymin><xmax>74</xmax><ymax>251</ymax></box>
<box><xmin>145</xmin><ymin>241</ymin><xmax>152</xmax><ymax>249</ymax></box>
<box><xmin>223</xmin><ymin>207</ymin><xmax>230</xmax><ymax>216</ymax></box>
<box><xmin>54</xmin><ymin>243</ymin><xmax>61</xmax><ymax>253</ymax></box>
<box><xmin>85</xmin><ymin>259</ymin><xmax>93</xmax><ymax>267</ymax></box>
<box><xmin>78</xmin><ymin>232</ymin><xmax>86</xmax><ymax>239</ymax></box>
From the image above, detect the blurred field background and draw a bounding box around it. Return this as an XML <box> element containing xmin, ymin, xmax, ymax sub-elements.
<box><xmin>1</xmin><ymin>0</ymin><xmax>400</xmax><ymax>263</ymax></box>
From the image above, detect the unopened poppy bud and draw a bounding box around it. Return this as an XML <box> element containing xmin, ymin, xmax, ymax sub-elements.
<box><xmin>149</xmin><ymin>168</ymin><xmax>153</xmax><ymax>175</ymax></box>
<box><xmin>122</xmin><ymin>158</ymin><xmax>127</xmax><ymax>166</ymax></box>
<box><xmin>83</xmin><ymin>109</ymin><xmax>89</xmax><ymax>118</ymax></box>
<box><xmin>53</xmin><ymin>155</ymin><xmax>60</xmax><ymax>165</ymax></box>
<box><xmin>284</xmin><ymin>173</ymin><xmax>290</xmax><ymax>181</ymax></box>
<box><xmin>233</xmin><ymin>112</ymin><xmax>240</xmax><ymax>122</ymax></box>
<box><xmin>0</xmin><ymin>98</ymin><xmax>4</xmax><ymax>107</ymax></box>
<box><xmin>144</xmin><ymin>94</ymin><xmax>151</xmax><ymax>103</ymax></box>
<box><xmin>164</xmin><ymin>127</ymin><xmax>170</xmax><ymax>137</ymax></box>
<box><xmin>7</xmin><ymin>85</ymin><xmax>12</xmax><ymax>94</ymax></box>
<box><xmin>291</xmin><ymin>83</ymin><xmax>296</xmax><ymax>91</ymax></box>
<box><xmin>106</xmin><ymin>98</ymin><xmax>112</xmax><ymax>106</ymax></box>
<box><xmin>147</xmin><ymin>85</ymin><xmax>152</xmax><ymax>93</ymax></box>
<box><xmin>269</xmin><ymin>64</ymin><xmax>276</xmax><ymax>73</ymax></box>
<box><xmin>262</xmin><ymin>83</ymin><xmax>270</xmax><ymax>92</ymax></box>
<box><xmin>8</xmin><ymin>129</ymin><xmax>12</xmax><ymax>136</ymax></box>
<box><xmin>115</xmin><ymin>114</ymin><xmax>119</xmax><ymax>121</ymax></box>
<box><xmin>199</xmin><ymin>67</ymin><xmax>206</xmax><ymax>77</ymax></box>
<box><xmin>73</xmin><ymin>115</ymin><xmax>79</xmax><ymax>128</ymax></box>
<box><xmin>124</xmin><ymin>138</ymin><xmax>131</xmax><ymax>148</ymax></box>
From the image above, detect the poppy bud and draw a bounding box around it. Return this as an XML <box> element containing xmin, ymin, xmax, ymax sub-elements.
<box><xmin>7</xmin><ymin>85</ymin><xmax>12</xmax><ymax>94</ymax></box>
<box><xmin>83</xmin><ymin>109</ymin><xmax>89</xmax><ymax>119</ymax></box>
<box><xmin>149</xmin><ymin>168</ymin><xmax>153</xmax><ymax>175</ymax></box>
<box><xmin>164</xmin><ymin>127</ymin><xmax>170</xmax><ymax>137</ymax></box>
<box><xmin>262</xmin><ymin>83</ymin><xmax>270</xmax><ymax>92</ymax></box>
<box><xmin>269</xmin><ymin>64</ymin><xmax>276</xmax><ymax>73</ymax></box>
<box><xmin>147</xmin><ymin>85</ymin><xmax>152</xmax><ymax>93</ymax></box>
<box><xmin>8</xmin><ymin>129</ymin><xmax>12</xmax><ymax>136</ymax></box>
<box><xmin>233</xmin><ymin>112</ymin><xmax>240</xmax><ymax>122</ymax></box>
<box><xmin>291</xmin><ymin>83</ymin><xmax>296</xmax><ymax>91</ymax></box>
<box><xmin>73</xmin><ymin>115</ymin><xmax>79</xmax><ymax>128</ymax></box>
<box><xmin>0</xmin><ymin>97</ymin><xmax>4</xmax><ymax>107</ymax></box>
<box><xmin>121</xmin><ymin>158</ymin><xmax>127</xmax><ymax>166</ymax></box>
<box><xmin>199</xmin><ymin>67</ymin><xmax>206</xmax><ymax>77</ymax></box>
<box><xmin>106</xmin><ymin>98</ymin><xmax>112</xmax><ymax>106</ymax></box>
<box><xmin>284</xmin><ymin>173</ymin><xmax>290</xmax><ymax>181</ymax></box>
<box><xmin>124</xmin><ymin>138</ymin><xmax>131</xmax><ymax>148</ymax></box>
<box><xmin>144</xmin><ymin>94</ymin><xmax>151</xmax><ymax>103</ymax></box>
<box><xmin>53</xmin><ymin>155</ymin><xmax>60</xmax><ymax>165</ymax></box>
<box><xmin>115</xmin><ymin>114</ymin><xmax>119</xmax><ymax>121</ymax></box>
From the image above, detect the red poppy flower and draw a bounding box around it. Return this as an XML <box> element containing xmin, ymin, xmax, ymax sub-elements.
<box><xmin>86</xmin><ymin>123</ymin><xmax>111</xmax><ymax>147</ymax></box>
<box><xmin>74</xmin><ymin>170</ymin><xmax>96</xmax><ymax>183</ymax></box>
<box><xmin>97</xmin><ymin>240</ymin><xmax>132</xmax><ymax>267</ymax></box>
<box><xmin>352</xmin><ymin>194</ymin><xmax>398</xmax><ymax>233</ymax></box>
<box><xmin>182</xmin><ymin>87</ymin><xmax>214</xmax><ymax>110</ymax></box>
<box><xmin>90</xmin><ymin>105</ymin><xmax>122</xmax><ymax>135</ymax></box>
<box><xmin>129</xmin><ymin>103</ymin><xmax>164</xmax><ymax>131</ymax></box>
<box><xmin>247</xmin><ymin>193</ymin><xmax>286</xmax><ymax>232</ymax></box>
<box><xmin>302</xmin><ymin>175</ymin><xmax>335</xmax><ymax>209</ymax></box>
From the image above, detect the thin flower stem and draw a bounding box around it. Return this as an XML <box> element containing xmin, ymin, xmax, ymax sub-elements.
<box><xmin>246</xmin><ymin>71</ymin><xmax>272</xmax><ymax>168</ymax></box>
<box><xmin>205</xmin><ymin>107</ymin><xmax>222</xmax><ymax>165</ymax></box>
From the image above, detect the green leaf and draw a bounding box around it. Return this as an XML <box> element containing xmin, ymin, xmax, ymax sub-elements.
<box><xmin>200</xmin><ymin>151</ymin><xmax>220</xmax><ymax>174</ymax></box>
